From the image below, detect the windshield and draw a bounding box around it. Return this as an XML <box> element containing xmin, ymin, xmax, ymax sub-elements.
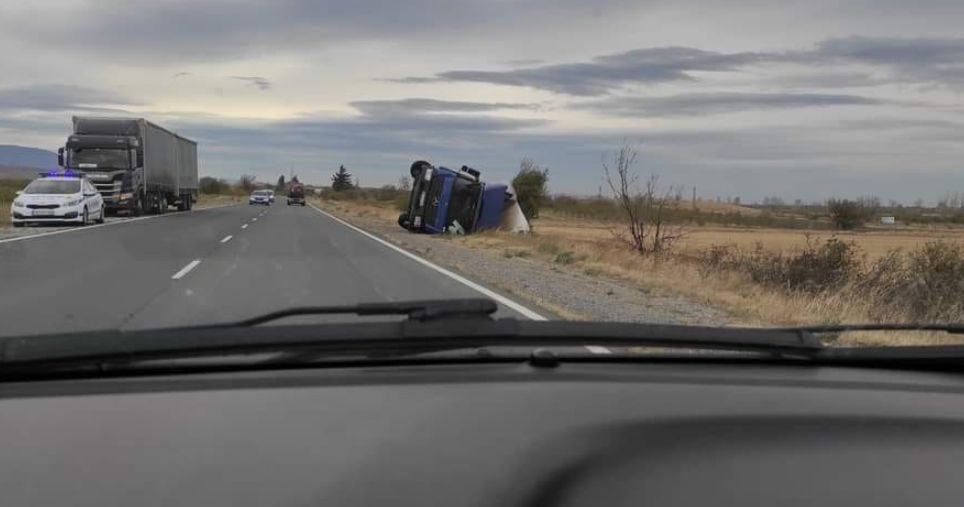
<box><xmin>1</xmin><ymin>1</ymin><xmax>963</xmax><ymax>351</ymax></box>
<box><xmin>69</xmin><ymin>148</ymin><xmax>129</xmax><ymax>170</ymax></box>
<box><xmin>22</xmin><ymin>180</ymin><xmax>79</xmax><ymax>195</ymax></box>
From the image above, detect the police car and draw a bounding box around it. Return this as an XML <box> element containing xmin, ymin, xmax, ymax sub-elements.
<box><xmin>10</xmin><ymin>171</ymin><xmax>106</xmax><ymax>227</ymax></box>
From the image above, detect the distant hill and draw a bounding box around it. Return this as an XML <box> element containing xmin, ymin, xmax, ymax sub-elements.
<box><xmin>0</xmin><ymin>145</ymin><xmax>57</xmax><ymax>168</ymax></box>
<box><xmin>0</xmin><ymin>145</ymin><xmax>58</xmax><ymax>180</ymax></box>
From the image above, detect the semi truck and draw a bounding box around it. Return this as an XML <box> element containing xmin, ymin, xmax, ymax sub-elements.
<box><xmin>397</xmin><ymin>160</ymin><xmax>529</xmax><ymax>235</ymax></box>
<box><xmin>57</xmin><ymin>117</ymin><xmax>198</xmax><ymax>215</ymax></box>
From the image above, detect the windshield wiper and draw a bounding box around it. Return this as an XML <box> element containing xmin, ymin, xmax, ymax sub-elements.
<box><xmin>782</xmin><ymin>323</ymin><xmax>964</xmax><ymax>335</ymax></box>
<box><xmin>0</xmin><ymin>312</ymin><xmax>823</xmax><ymax>371</ymax></box>
<box><xmin>221</xmin><ymin>298</ymin><xmax>498</xmax><ymax>326</ymax></box>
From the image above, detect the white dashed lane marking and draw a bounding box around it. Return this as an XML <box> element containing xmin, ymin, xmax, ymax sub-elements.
<box><xmin>171</xmin><ymin>259</ymin><xmax>201</xmax><ymax>280</ymax></box>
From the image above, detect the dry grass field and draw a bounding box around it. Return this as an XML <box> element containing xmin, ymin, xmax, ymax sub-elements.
<box><xmin>535</xmin><ymin>212</ymin><xmax>964</xmax><ymax>260</ymax></box>
<box><xmin>317</xmin><ymin>198</ymin><xmax>964</xmax><ymax>346</ymax></box>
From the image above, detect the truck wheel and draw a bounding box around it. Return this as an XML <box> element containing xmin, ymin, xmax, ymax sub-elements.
<box><xmin>398</xmin><ymin>213</ymin><xmax>411</xmax><ymax>229</ymax></box>
<box><xmin>159</xmin><ymin>195</ymin><xmax>167</xmax><ymax>214</ymax></box>
<box><xmin>131</xmin><ymin>194</ymin><xmax>143</xmax><ymax>216</ymax></box>
<box><xmin>177</xmin><ymin>195</ymin><xmax>187</xmax><ymax>211</ymax></box>
<box><xmin>410</xmin><ymin>160</ymin><xmax>431</xmax><ymax>178</ymax></box>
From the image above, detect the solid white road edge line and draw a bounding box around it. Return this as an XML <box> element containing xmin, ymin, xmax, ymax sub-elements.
<box><xmin>308</xmin><ymin>203</ymin><xmax>547</xmax><ymax>321</ymax></box>
<box><xmin>171</xmin><ymin>259</ymin><xmax>201</xmax><ymax>280</ymax></box>
<box><xmin>220</xmin><ymin>235</ymin><xmax>233</xmax><ymax>243</ymax></box>
<box><xmin>584</xmin><ymin>345</ymin><xmax>613</xmax><ymax>354</ymax></box>
<box><xmin>0</xmin><ymin>203</ymin><xmax>240</xmax><ymax>245</ymax></box>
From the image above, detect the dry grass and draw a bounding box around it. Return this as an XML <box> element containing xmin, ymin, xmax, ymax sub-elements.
<box><xmin>535</xmin><ymin>213</ymin><xmax>964</xmax><ymax>261</ymax></box>
<box><xmin>317</xmin><ymin>198</ymin><xmax>964</xmax><ymax>346</ymax></box>
<box><xmin>196</xmin><ymin>194</ymin><xmax>243</xmax><ymax>208</ymax></box>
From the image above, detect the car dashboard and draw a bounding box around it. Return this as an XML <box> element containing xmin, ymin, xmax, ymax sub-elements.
<box><xmin>1</xmin><ymin>361</ymin><xmax>963</xmax><ymax>506</ymax></box>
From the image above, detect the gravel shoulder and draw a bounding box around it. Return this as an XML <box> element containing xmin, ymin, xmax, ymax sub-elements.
<box><xmin>321</xmin><ymin>204</ymin><xmax>731</xmax><ymax>324</ymax></box>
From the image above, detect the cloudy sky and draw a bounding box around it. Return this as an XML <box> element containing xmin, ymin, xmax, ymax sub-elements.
<box><xmin>1</xmin><ymin>0</ymin><xmax>963</xmax><ymax>202</ymax></box>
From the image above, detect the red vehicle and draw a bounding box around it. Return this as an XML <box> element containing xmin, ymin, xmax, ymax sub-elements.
<box><xmin>287</xmin><ymin>179</ymin><xmax>306</xmax><ymax>206</ymax></box>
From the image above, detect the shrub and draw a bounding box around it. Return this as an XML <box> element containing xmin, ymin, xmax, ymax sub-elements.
<box><xmin>828</xmin><ymin>199</ymin><xmax>872</xmax><ymax>230</ymax></box>
<box><xmin>554</xmin><ymin>251</ymin><xmax>576</xmax><ymax>264</ymax></box>
<box><xmin>857</xmin><ymin>242</ymin><xmax>964</xmax><ymax>322</ymax></box>
<box><xmin>537</xmin><ymin>241</ymin><xmax>562</xmax><ymax>256</ymax></box>
<box><xmin>696</xmin><ymin>237</ymin><xmax>860</xmax><ymax>293</ymax></box>
<box><xmin>512</xmin><ymin>158</ymin><xmax>549</xmax><ymax>220</ymax></box>
<box><xmin>199</xmin><ymin>176</ymin><xmax>227</xmax><ymax>194</ymax></box>
<box><xmin>375</xmin><ymin>185</ymin><xmax>404</xmax><ymax>201</ymax></box>
<box><xmin>502</xmin><ymin>248</ymin><xmax>532</xmax><ymax>259</ymax></box>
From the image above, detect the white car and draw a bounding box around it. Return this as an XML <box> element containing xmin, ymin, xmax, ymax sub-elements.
<box><xmin>248</xmin><ymin>190</ymin><xmax>272</xmax><ymax>205</ymax></box>
<box><xmin>10</xmin><ymin>172</ymin><xmax>105</xmax><ymax>227</ymax></box>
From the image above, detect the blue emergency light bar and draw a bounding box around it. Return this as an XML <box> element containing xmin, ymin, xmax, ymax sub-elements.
<box><xmin>42</xmin><ymin>170</ymin><xmax>83</xmax><ymax>178</ymax></box>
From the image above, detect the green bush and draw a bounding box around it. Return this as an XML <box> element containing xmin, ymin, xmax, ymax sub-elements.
<box><xmin>554</xmin><ymin>251</ymin><xmax>576</xmax><ymax>264</ymax></box>
<box><xmin>512</xmin><ymin>159</ymin><xmax>549</xmax><ymax>220</ymax></box>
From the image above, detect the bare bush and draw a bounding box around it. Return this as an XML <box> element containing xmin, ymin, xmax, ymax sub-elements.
<box><xmin>696</xmin><ymin>236</ymin><xmax>860</xmax><ymax>293</ymax></box>
<box><xmin>238</xmin><ymin>174</ymin><xmax>256</xmax><ymax>193</ymax></box>
<box><xmin>828</xmin><ymin>198</ymin><xmax>875</xmax><ymax>230</ymax></box>
<box><xmin>602</xmin><ymin>144</ymin><xmax>684</xmax><ymax>255</ymax></box>
<box><xmin>858</xmin><ymin>242</ymin><xmax>964</xmax><ymax>322</ymax></box>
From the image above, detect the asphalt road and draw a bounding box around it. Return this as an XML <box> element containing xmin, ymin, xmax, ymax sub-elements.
<box><xmin>0</xmin><ymin>203</ymin><xmax>547</xmax><ymax>337</ymax></box>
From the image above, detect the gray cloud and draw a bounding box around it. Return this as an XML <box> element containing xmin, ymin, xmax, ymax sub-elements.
<box><xmin>0</xmin><ymin>0</ymin><xmax>645</xmax><ymax>64</ymax></box>
<box><xmin>0</xmin><ymin>84</ymin><xmax>142</xmax><ymax>112</ymax></box>
<box><xmin>230</xmin><ymin>76</ymin><xmax>272</xmax><ymax>91</ymax></box>
<box><xmin>807</xmin><ymin>36</ymin><xmax>964</xmax><ymax>86</ymax></box>
<box><xmin>399</xmin><ymin>36</ymin><xmax>964</xmax><ymax>95</ymax></box>
<box><xmin>430</xmin><ymin>47</ymin><xmax>768</xmax><ymax>96</ymax></box>
<box><xmin>580</xmin><ymin>92</ymin><xmax>883</xmax><ymax>117</ymax></box>
<box><xmin>350</xmin><ymin>98</ymin><xmax>539</xmax><ymax>116</ymax></box>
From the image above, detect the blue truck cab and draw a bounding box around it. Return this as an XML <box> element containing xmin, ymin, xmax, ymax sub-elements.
<box><xmin>399</xmin><ymin>161</ymin><xmax>511</xmax><ymax>234</ymax></box>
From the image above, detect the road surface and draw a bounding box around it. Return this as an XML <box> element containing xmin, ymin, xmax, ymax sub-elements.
<box><xmin>0</xmin><ymin>203</ymin><xmax>547</xmax><ymax>337</ymax></box>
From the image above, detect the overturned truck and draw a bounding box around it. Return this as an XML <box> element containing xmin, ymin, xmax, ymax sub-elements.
<box><xmin>397</xmin><ymin>160</ymin><xmax>529</xmax><ymax>235</ymax></box>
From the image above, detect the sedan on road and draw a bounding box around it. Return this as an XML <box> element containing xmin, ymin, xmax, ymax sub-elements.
<box><xmin>10</xmin><ymin>172</ymin><xmax>105</xmax><ymax>227</ymax></box>
<box><xmin>249</xmin><ymin>190</ymin><xmax>272</xmax><ymax>206</ymax></box>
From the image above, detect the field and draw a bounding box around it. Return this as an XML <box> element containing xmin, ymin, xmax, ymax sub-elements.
<box><xmin>318</xmin><ymin>197</ymin><xmax>964</xmax><ymax>346</ymax></box>
<box><xmin>535</xmin><ymin>214</ymin><xmax>964</xmax><ymax>261</ymax></box>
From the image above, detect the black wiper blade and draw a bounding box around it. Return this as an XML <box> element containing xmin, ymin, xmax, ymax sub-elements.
<box><xmin>0</xmin><ymin>319</ymin><xmax>823</xmax><ymax>370</ymax></box>
<box><xmin>223</xmin><ymin>298</ymin><xmax>498</xmax><ymax>326</ymax></box>
<box><xmin>784</xmin><ymin>323</ymin><xmax>964</xmax><ymax>335</ymax></box>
